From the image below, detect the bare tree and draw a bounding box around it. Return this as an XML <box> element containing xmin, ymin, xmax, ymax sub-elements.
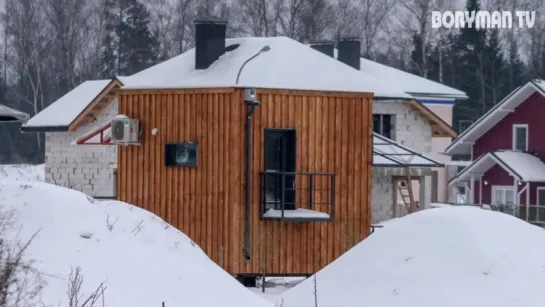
<box><xmin>43</xmin><ymin>0</ymin><xmax>93</xmax><ymax>94</ymax></box>
<box><xmin>2</xmin><ymin>0</ymin><xmax>51</xmax><ymax>150</ymax></box>
<box><xmin>0</xmin><ymin>209</ymin><xmax>44</xmax><ymax>307</ymax></box>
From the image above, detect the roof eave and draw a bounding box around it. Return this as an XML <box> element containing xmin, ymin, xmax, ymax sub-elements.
<box><xmin>407</xmin><ymin>92</ymin><xmax>468</xmax><ymax>100</ymax></box>
<box><xmin>20</xmin><ymin>125</ymin><xmax>69</xmax><ymax>133</ymax></box>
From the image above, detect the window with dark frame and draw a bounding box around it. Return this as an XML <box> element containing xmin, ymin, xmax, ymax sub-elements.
<box><xmin>165</xmin><ymin>142</ymin><xmax>198</xmax><ymax>167</ymax></box>
<box><xmin>373</xmin><ymin>114</ymin><xmax>392</xmax><ymax>139</ymax></box>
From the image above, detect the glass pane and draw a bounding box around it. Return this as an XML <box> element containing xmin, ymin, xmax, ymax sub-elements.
<box><xmin>382</xmin><ymin>115</ymin><xmax>391</xmax><ymax>139</ymax></box>
<box><xmin>494</xmin><ymin>189</ymin><xmax>503</xmax><ymax>204</ymax></box>
<box><xmin>515</xmin><ymin>127</ymin><xmax>527</xmax><ymax>151</ymax></box>
<box><xmin>505</xmin><ymin>190</ymin><xmax>515</xmax><ymax>204</ymax></box>
<box><xmin>372</xmin><ymin>115</ymin><xmax>380</xmax><ymax>134</ymax></box>
<box><xmin>539</xmin><ymin>189</ymin><xmax>545</xmax><ymax>206</ymax></box>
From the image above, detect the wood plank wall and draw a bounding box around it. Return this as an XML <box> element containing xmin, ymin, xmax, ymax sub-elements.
<box><xmin>117</xmin><ymin>88</ymin><xmax>373</xmax><ymax>275</ymax></box>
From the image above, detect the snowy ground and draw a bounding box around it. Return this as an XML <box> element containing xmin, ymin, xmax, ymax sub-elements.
<box><xmin>0</xmin><ymin>180</ymin><xmax>271</xmax><ymax>307</ymax></box>
<box><xmin>0</xmin><ymin>164</ymin><xmax>44</xmax><ymax>181</ymax></box>
<box><xmin>3</xmin><ymin>164</ymin><xmax>545</xmax><ymax>306</ymax></box>
<box><xmin>276</xmin><ymin>206</ymin><xmax>545</xmax><ymax>307</ymax></box>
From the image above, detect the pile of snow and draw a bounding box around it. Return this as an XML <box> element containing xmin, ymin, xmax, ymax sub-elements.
<box><xmin>0</xmin><ymin>164</ymin><xmax>44</xmax><ymax>182</ymax></box>
<box><xmin>278</xmin><ymin>207</ymin><xmax>545</xmax><ymax>307</ymax></box>
<box><xmin>0</xmin><ymin>181</ymin><xmax>271</xmax><ymax>307</ymax></box>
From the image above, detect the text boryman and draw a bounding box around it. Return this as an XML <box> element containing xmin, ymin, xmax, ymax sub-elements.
<box><xmin>432</xmin><ymin>11</ymin><xmax>536</xmax><ymax>29</ymax></box>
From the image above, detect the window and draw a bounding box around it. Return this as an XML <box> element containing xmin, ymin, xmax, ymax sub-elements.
<box><xmin>458</xmin><ymin>120</ymin><xmax>473</xmax><ymax>133</ymax></box>
<box><xmin>492</xmin><ymin>186</ymin><xmax>515</xmax><ymax>205</ymax></box>
<box><xmin>512</xmin><ymin>124</ymin><xmax>528</xmax><ymax>151</ymax></box>
<box><xmin>373</xmin><ymin>114</ymin><xmax>392</xmax><ymax>139</ymax></box>
<box><xmin>165</xmin><ymin>142</ymin><xmax>198</xmax><ymax>167</ymax></box>
<box><xmin>492</xmin><ymin>185</ymin><xmax>517</xmax><ymax>215</ymax></box>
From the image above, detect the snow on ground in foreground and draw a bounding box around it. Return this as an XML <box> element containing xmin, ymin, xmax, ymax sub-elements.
<box><xmin>0</xmin><ymin>164</ymin><xmax>44</xmax><ymax>181</ymax></box>
<box><xmin>277</xmin><ymin>206</ymin><xmax>545</xmax><ymax>307</ymax></box>
<box><xmin>0</xmin><ymin>181</ymin><xmax>271</xmax><ymax>307</ymax></box>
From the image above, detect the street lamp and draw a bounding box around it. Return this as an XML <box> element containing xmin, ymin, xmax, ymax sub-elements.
<box><xmin>236</xmin><ymin>45</ymin><xmax>271</xmax><ymax>84</ymax></box>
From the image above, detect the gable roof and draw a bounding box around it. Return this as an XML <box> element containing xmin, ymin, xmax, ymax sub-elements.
<box><xmin>21</xmin><ymin>79</ymin><xmax>122</xmax><ymax>132</ymax></box>
<box><xmin>449</xmin><ymin>150</ymin><xmax>545</xmax><ymax>185</ymax></box>
<box><xmin>445</xmin><ymin>80</ymin><xmax>545</xmax><ymax>155</ymax></box>
<box><xmin>121</xmin><ymin>37</ymin><xmax>412</xmax><ymax>99</ymax></box>
<box><xmin>0</xmin><ymin>104</ymin><xmax>29</xmax><ymax>122</ymax></box>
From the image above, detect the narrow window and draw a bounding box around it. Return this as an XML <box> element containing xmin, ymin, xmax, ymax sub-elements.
<box><xmin>512</xmin><ymin>125</ymin><xmax>528</xmax><ymax>151</ymax></box>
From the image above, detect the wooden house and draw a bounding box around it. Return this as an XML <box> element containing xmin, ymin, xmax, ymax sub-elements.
<box><xmin>447</xmin><ymin>80</ymin><xmax>545</xmax><ymax>225</ymax></box>
<box><xmin>46</xmin><ymin>17</ymin><xmax>417</xmax><ymax>279</ymax></box>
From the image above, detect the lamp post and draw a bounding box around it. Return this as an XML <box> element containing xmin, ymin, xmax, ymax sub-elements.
<box><xmin>239</xmin><ymin>45</ymin><xmax>270</xmax><ymax>260</ymax></box>
<box><xmin>236</xmin><ymin>46</ymin><xmax>271</xmax><ymax>84</ymax></box>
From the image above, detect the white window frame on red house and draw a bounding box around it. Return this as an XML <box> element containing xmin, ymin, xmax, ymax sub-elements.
<box><xmin>491</xmin><ymin>185</ymin><xmax>516</xmax><ymax>206</ymax></box>
<box><xmin>512</xmin><ymin>124</ymin><xmax>529</xmax><ymax>151</ymax></box>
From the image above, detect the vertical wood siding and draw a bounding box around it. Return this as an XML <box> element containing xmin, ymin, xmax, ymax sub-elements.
<box><xmin>118</xmin><ymin>88</ymin><xmax>372</xmax><ymax>275</ymax></box>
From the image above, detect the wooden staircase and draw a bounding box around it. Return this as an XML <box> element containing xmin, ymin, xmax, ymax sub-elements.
<box><xmin>397</xmin><ymin>168</ymin><xmax>419</xmax><ymax>214</ymax></box>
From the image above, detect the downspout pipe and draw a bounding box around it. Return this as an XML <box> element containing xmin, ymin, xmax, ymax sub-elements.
<box><xmin>244</xmin><ymin>99</ymin><xmax>260</xmax><ymax>260</ymax></box>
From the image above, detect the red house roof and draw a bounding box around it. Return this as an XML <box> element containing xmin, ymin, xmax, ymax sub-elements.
<box><xmin>445</xmin><ymin>80</ymin><xmax>545</xmax><ymax>156</ymax></box>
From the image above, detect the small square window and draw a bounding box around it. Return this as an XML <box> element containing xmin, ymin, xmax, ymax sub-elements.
<box><xmin>165</xmin><ymin>142</ymin><xmax>198</xmax><ymax>167</ymax></box>
<box><xmin>373</xmin><ymin>114</ymin><xmax>393</xmax><ymax>139</ymax></box>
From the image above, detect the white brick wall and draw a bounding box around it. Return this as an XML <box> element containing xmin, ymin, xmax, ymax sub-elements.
<box><xmin>371</xmin><ymin>100</ymin><xmax>434</xmax><ymax>223</ymax></box>
<box><xmin>373</xmin><ymin>101</ymin><xmax>432</xmax><ymax>153</ymax></box>
<box><xmin>44</xmin><ymin>99</ymin><xmax>118</xmax><ymax>197</ymax></box>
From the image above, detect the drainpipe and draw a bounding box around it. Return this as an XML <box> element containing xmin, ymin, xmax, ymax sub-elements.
<box><xmin>244</xmin><ymin>96</ymin><xmax>260</xmax><ymax>260</ymax></box>
<box><xmin>236</xmin><ymin>46</ymin><xmax>270</xmax><ymax>261</ymax></box>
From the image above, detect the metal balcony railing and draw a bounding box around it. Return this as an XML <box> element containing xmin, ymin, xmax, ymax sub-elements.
<box><xmin>260</xmin><ymin>171</ymin><xmax>335</xmax><ymax>221</ymax></box>
<box><xmin>443</xmin><ymin>203</ymin><xmax>545</xmax><ymax>226</ymax></box>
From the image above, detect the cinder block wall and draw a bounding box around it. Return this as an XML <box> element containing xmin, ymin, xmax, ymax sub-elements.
<box><xmin>371</xmin><ymin>101</ymin><xmax>433</xmax><ymax>223</ymax></box>
<box><xmin>44</xmin><ymin>99</ymin><xmax>118</xmax><ymax>197</ymax></box>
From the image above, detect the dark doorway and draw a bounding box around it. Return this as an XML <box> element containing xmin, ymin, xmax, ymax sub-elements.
<box><xmin>264</xmin><ymin>129</ymin><xmax>296</xmax><ymax>210</ymax></box>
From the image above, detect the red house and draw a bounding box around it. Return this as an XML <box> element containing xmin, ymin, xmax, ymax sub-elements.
<box><xmin>446</xmin><ymin>80</ymin><xmax>545</xmax><ymax>224</ymax></box>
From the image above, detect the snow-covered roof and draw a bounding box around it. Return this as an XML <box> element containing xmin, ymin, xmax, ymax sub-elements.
<box><xmin>373</xmin><ymin>133</ymin><xmax>443</xmax><ymax>167</ymax></box>
<box><xmin>446</xmin><ymin>80</ymin><xmax>545</xmax><ymax>155</ymax></box>
<box><xmin>328</xmin><ymin>48</ymin><xmax>467</xmax><ymax>100</ymax></box>
<box><xmin>449</xmin><ymin>150</ymin><xmax>545</xmax><ymax>185</ymax></box>
<box><xmin>0</xmin><ymin>104</ymin><xmax>29</xmax><ymax>122</ymax></box>
<box><xmin>21</xmin><ymin>79</ymin><xmax>114</xmax><ymax>131</ymax></box>
<box><xmin>122</xmin><ymin>37</ymin><xmax>412</xmax><ymax>99</ymax></box>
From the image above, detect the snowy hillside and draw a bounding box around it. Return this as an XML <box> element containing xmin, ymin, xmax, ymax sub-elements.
<box><xmin>278</xmin><ymin>206</ymin><xmax>545</xmax><ymax>307</ymax></box>
<box><xmin>0</xmin><ymin>180</ymin><xmax>271</xmax><ymax>307</ymax></box>
<box><xmin>0</xmin><ymin>164</ymin><xmax>44</xmax><ymax>181</ymax></box>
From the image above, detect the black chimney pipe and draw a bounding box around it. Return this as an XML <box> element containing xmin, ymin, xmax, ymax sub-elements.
<box><xmin>337</xmin><ymin>37</ymin><xmax>361</xmax><ymax>70</ymax></box>
<box><xmin>310</xmin><ymin>40</ymin><xmax>335</xmax><ymax>58</ymax></box>
<box><xmin>194</xmin><ymin>16</ymin><xmax>228</xmax><ymax>69</ymax></box>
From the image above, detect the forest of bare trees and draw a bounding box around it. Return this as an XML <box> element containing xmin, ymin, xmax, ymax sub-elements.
<box><xmin>0</xmin><ymin>0</ymin><xmax>544</xmax><ymax>163</ymax></box>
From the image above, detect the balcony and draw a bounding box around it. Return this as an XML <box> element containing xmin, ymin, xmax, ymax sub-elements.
<box><xmin>439</xmin><ymin>203</ymin><xmax>545</xmax><ymax>227</ymax></box>
<box><xmin>260</xmin><ymin>171</ymin><xmax>335</xmax><ymax>222</ymax></box>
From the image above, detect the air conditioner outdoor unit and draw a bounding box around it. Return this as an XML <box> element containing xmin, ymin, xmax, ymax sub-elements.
<box><xmin>110</xmin><ymin>118</ymin><xmax>139</xmax><ymax>144</ymax></box>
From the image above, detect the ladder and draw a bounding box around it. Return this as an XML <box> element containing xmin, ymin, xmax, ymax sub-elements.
<box><xmin>397</xmin><ymin>167</ymin><xmax>419</xmax><ymax>214</ymax></box>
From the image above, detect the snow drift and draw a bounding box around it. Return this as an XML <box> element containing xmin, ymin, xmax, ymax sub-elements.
<box><xmin>278</xmin><ymin>206</ymin><xmax>545</xmax><ymax>307</ymax></box>
<box><xmin>0</xmin><ymin>164</ymin><xmax>44</xmax><ymax>182</ymax></box>
<box><xmin>0</xmin><ymin>180</ymin><xmax>271</xmax><ymax>307</ymax></box>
